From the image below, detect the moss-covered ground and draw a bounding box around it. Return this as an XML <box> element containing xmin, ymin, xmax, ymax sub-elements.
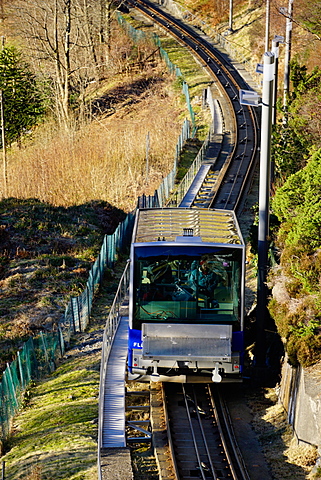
<box><xmin>2</xmin><ymin>354</ymin><xmax>100</xmax><ymax>480</ymax></box>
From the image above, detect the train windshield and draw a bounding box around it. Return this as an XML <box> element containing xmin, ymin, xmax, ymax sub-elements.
<box><xmin>133</xmin><ymin>245</ymin><xmax>243</xmax><ymax>328</ymax></box>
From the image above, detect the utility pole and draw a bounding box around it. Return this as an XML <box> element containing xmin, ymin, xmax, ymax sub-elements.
<box><xmin>229</xmin><ymin>0</ymin><xmax>233</xmax><ymax>33</ymax></box>
<box><xmin>283</xmin><ymin>0</ymin><xmax>293</xmax><ymax>115</ymax></box>
<box><xmin>239</xmin><ymin>53</ymin><xmax>275</xmax><ymax>374</ymax></box>
<box><xmin>271</xmin><ymin>35</ymin><xmax>284</xmax><ymax>186</ymax></box>
<box><xmin>265</xmin><ymin>0</ymin><xmax>270</xmax><ymax>51</ymax></box>
<box><xmin>256</xmin><ymin>51</ymin><xmax>275</xmax><ymax>368</ymax></box>
<box><xmin>0</xmin><ymin>35</ymin><xmax>7</xmax><ymax>198</ymax></box>
<box><xmin>271</xmin><ymin>36</ymin><xmax>284</xmax><ymax>125</ymax></box>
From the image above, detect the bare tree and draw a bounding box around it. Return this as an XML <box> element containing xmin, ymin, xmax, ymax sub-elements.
<box><xmin>7</xmin><ymin>0</ymin><xmax>113</xmax><ymax>127</ymax></box>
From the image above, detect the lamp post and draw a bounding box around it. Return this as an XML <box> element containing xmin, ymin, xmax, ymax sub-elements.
<box><xmin>229</xmin><ymin>0</ymin><xmax>233</xmax><ymax>33</ymax></box>
<box><xmin>283</xmin><ymin>0</ymin><xmax>293</xmax><ymax>115</ymax></box>
<box><xmin>256</xmin><ymin>51</ymin><xmax>275</xmax><ymax>368</ymax></box>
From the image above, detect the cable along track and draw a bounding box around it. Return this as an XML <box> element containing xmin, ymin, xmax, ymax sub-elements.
<box><xmin>164</xmin><ymin>383</ymin><xmax>250</xmax><ymax>480</ymax></box>
<box><xmin>126</xmin><ymin>0</ymin><xmax>259</xmax><ymax>212</ymax></box>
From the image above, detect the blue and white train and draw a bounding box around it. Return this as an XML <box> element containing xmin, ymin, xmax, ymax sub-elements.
<box><xmin>127</xmin><ymin>207</ymin><xmax>245</xmax><ymax>383</ymax></box>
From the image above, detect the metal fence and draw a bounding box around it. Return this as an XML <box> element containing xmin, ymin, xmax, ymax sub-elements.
<box><xmin>167</xmin><ymin>124</ymin><xmax>213</xmax><ymax>206</ymax></box>
<box><xmin>0</xmin><ymin>331</ymin><xmax>63</xmax><ymax>441</ymax></box>
<box><xmin>116</xmin><ymin>12</ymin><xmax>196</xmax><ymax>131</ymax></box>
<box><xmin>63</xmin><ymin>212</ymin><xmax>135</xmax><ymax>338</ymax></box>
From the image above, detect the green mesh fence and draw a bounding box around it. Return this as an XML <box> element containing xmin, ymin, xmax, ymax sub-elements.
<box><xmin>0</xmin><ymin>331</ymin><xmax>64</xmax><ymax>441</ymax></box>
<box><xmin>64</xmin><ymin>211</ymin><xmax>135</xmax><ymax>336</ymax></box>
<box><xmin>116</xmin><ymin>12</ymin><xmax>196</xmax><ymax>132</ymax></box>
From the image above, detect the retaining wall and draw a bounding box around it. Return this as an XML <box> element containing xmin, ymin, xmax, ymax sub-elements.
<box><xmin>279</xmin><ymin>358</ymin><xmax>321</xmax><ymax>450</ymax></box>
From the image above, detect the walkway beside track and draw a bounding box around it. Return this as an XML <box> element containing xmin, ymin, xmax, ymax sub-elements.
<box><xmin>101</xmin><ymin>315</ymin><xmax>128</xmax><ymax>448</ymax></box>
<box><xmin>100</xmin><ymin>313</ymin><xmax>134</xmax><ymax>480</ymax></box>
<box><xmin>179</xmin><ymin>98</ymin><xmax>224</xmax><ymax>208</ymax></box>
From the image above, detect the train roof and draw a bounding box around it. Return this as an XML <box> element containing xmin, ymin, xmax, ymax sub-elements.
<box><xmin>133</xmin><ymin>208</ymin><xmax>244</xmax><ymax>245</ymax></box>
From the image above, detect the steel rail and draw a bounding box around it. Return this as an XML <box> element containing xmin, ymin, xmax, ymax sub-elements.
<box><xmin>126</xmin><ymin>0</ymin><xmax>258</xmax><ymax>211</ymax></box>
<box><xmin>209</xmin><ymin>385</ymin><xmax>251</xmax><ymax>480</ymax></box>
<box><xmin>189</xmin><ymin>384</ymin><xmax>218</xmax><ymax>479</ymax></box>
<box><xmin>182</xmin><ymin>384</ymin><xmax>217</xmax><ymax>480</ymax></box>
<box><xmin>163</xmin><ymin>383</ymin><xmax>250</xmax><ymax>480</ymax></box>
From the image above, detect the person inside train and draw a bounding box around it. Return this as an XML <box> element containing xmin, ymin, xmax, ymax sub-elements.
<box><xmin>189</xmin><ymin>257</ymin><xmax>220</xmax><ymax>308</ymax></box>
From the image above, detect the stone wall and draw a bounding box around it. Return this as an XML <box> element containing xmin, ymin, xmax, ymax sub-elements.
<box><xmin>279</xmin><ymin>358</ymin><xmax>321</xmax><ymax>449</ymax></box>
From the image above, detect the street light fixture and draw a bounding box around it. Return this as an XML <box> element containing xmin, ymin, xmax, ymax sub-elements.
<box><xmin>240</xmin><ymin>52</ymin><xmax>275</xmax><ymax>369</ymax></box>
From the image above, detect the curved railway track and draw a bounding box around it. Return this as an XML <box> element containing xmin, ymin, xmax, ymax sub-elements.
<box><xmin>100</xmin><ymin>5</ymin><xmax>261</xmax><ymax>480</ymax></box>
<box><xmin>164</xmin><ymin>383</ymin><xmax>250</xmax><ymax>480</ymax></box>
<box><xmin>126</xmin><ymin>0</ymin><xmax>259</xmax><ymax>211</ymax></box>
<box><xmin>120</xmin><ymin>4</ymin><xmax>260</xmax><ymax>478</ymax></box>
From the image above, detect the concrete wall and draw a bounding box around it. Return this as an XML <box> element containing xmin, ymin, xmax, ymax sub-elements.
<box><xmin>279</xmin><ymin>358</ymin><xmax>321</xmax><ymax>448</ymax></box>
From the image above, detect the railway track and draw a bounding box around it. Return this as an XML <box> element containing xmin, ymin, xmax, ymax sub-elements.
<box><xmin>125</xmin><ymin>0</ymin><xmax>259</xmax><ymax>211</ymax></box>
<box><xmin>99</xmin><ymin>5</ymin><xmax>261</xmax><ymax>480</ymax></box>
<box><xmin>164</xmin><ymin>383</ymin><xmax>250</xmax><ymax>480</ymax></box>
<box><xmin>120</xmin><ymin>4</ymin><xmax>260</xmax><ymax>478</ymax></box>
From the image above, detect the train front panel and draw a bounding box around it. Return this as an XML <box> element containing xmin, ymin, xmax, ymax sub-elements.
<box><xmin>128</xmin><ymin>239</ymin><xmax>245</xmax><ymax>383</ymax></box>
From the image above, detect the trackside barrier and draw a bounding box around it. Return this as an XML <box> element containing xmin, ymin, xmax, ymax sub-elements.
<box><xmin>97</xmin><ymin>261</ymin><xmax>130</xmax><ymax>478</ymax></box>
<box><xmin>147</xmin><ymin>88</ymin><xmax>215</xmax><ymax>207</ymax></box>
<box><xmin>116</xmin><ymin>12</ymin><xmax>196</xmax><ymax>133</ymax></box>
<box><xmin>166</xmin><ymin>123</ymin><xmax>213</xmax><ymax>206</ymax></box>
<box><xmin>64</xmin><ymin>211</ymin><xmax>135</xmax><ymax>337</ymax></box>
<box><xmin>0</xmin><ymin>330</ymin><xmax>64</xmax><ymax>441</ymax></box>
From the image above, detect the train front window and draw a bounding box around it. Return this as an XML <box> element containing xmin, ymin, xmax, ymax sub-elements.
<box><xmin>133</xmin><ymin>245</ymin><xmax>242</xmax><ymax>328</ymax></box>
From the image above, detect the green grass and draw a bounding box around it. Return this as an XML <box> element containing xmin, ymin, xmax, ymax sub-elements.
<box><xmin>175</xmin><ymin>138</ymin><xmax>203</xmax><ymax>182</ymax></box>
<box><xmin>2</xmin><ymin>353</ymin><xmax>100</xmax><ymax>480</ymax></box>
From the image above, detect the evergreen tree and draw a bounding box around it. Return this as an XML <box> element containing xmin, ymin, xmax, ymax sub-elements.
<box><xmin>0</xmin><ymin>45</ymin><xmax>45</xmax><ymax>147</ymax></box>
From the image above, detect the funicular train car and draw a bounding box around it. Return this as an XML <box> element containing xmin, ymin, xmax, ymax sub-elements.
<box><xmin>127</xmin><ymin>208</ymin><xmax>245</xmax><ymax>383</ymax></box>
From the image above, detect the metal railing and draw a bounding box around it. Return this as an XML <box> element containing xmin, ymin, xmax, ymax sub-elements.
<box><xmin>166</xmin><ymin>124</ymin><xmax>213</xmax><ymax>206</ymax></box>
<box><xmin>97</xmin><ymin>261</ymin><xmax>130</xmax><ymax>479</ymax></box>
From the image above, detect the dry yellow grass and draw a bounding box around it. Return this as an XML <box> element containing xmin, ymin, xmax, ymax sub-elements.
<box><xmin>5</xmin><ymin>70</ymin><xmax>184</xmax><ymax>212</ymax></box>
<box><xmin>250</xmin><ymin>388</ymin><xmax>318</xmax><ymax>479</ymax></box>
